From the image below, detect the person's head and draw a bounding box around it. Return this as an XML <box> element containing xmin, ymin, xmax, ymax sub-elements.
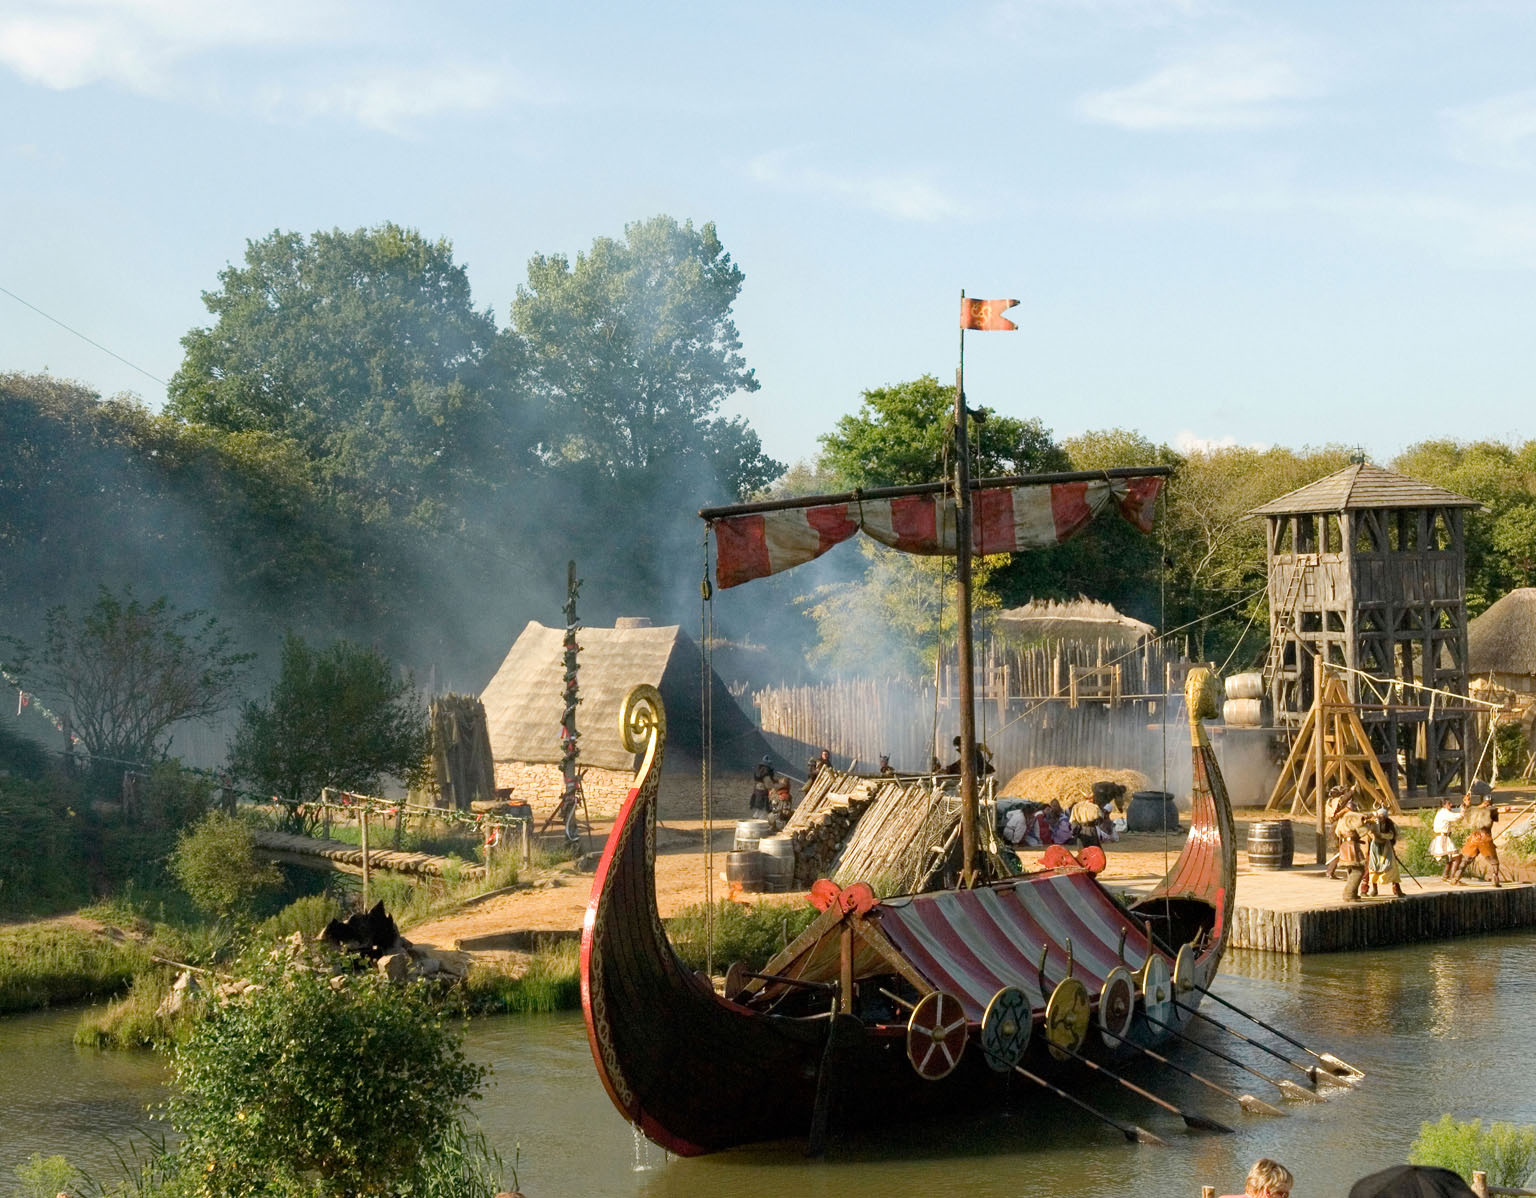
<box><xmin>761</xmin><ymin>755</ymin><xmax>772</xmax><ymax>766</ymax></box>
<box><xmin>1441</xmin><ymin>796</ymin><xmax>1454</xmax><ymax>809</ymax></box>
<box><xmin>819</xmin><ymin>748</ymin><xmax>830</xmax><ymax>761</ymax></box>
<box><xmin>1244</xmin><ymin>1158</ymin><xmax>1293</xmax><ymax>1197</ymax></box>
<box><xmin>879</xmin><ymin>755</ymin><xmax>889</xmax><ymax>766</ymax></box>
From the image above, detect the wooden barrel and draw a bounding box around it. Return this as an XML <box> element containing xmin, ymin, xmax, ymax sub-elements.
<box><xmin>734</xmin><ymin>819</ymin><xmax>771</xmax><ymax>852</ymax></box>
<box><xmin>758</xmin><ymin>836</ymin><xmax>795</xmax><ymax>891</ymax></box>
<box><xmin>726</xmin><ymin>850</ymin><xmax>765</xmax><ymax>892</ymax></box>
<box><xmin>1223</xmin><ymin>698</ymin><xmax>1263</xmax><ymax>727</ymax></box>
<box><xmin>1225</xmin><ymin>672</ymin><xmax>1264</xmax><ymax>700</ymax></box>
<box><xmin>1247</xmin><ymin>820</ymin><xmax>1294</xmax><ymax>870</ymax></box>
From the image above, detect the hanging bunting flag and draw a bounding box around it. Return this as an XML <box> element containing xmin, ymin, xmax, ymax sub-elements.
<box><xmin>960</xmin><ymin>297</ymin><xmax>1019</xmax><ymax>331</ymax></box>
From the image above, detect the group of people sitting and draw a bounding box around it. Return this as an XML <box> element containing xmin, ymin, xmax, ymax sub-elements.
<box><xmin>997</xmin><ymin>789</ymin><xmax>1121</xmax><ymax>850</ymax></box>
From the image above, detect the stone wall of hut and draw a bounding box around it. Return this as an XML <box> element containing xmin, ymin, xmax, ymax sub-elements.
<box><xmin>492</xmin><ymin>762</ymin><xmax>637</xmax><ymax>818</ymax></box>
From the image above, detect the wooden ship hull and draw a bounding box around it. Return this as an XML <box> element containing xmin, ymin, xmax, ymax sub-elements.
<box><xmin>580</xmin><ymin>673</ymin><xmax>1237</xmax><ymax>1156</ymax></box>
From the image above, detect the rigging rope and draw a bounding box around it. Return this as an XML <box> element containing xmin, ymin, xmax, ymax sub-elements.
<box><xmin>700</xmin><ymin>525</ymin><xmax>716</xmax><ymax>976</ymax></box>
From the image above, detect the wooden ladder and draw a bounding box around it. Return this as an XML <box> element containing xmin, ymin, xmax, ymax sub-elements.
<box><xmin>1261</xmin><ymin>556</ymin><xmax>1312</xmax><ymax>685</ymax></box>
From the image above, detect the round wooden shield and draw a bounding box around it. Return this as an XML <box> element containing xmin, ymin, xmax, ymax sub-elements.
<box><xmin>906</xmin><ymin>991</ymin><xmax>968</xmax><ymax>1081</ymax></box>
<box><xmin>980</xmin><ymin>986</ymin><xmax>1032</xmax><ymax>1073</ymax></box>
<box><xmin>1098</xmin><ymin>966</ymin><xmax>1137</xmax><ymax>1044</ymax></box>
<box><xmin>1142</xmin><ymin>953</ymin><xmax>1173</xmax><ymax>1028</ymax></box>
<box><xmin>1044</xmin><ymin>977</ymin><xmax>1091</xmax><ymax>1061</ymax></box>
<box><xmin>723</xmin><ymin>960</ymin><xmax>750</xmax><ymax>1002</ymax></box>
<box><xmin>1173</xmin><ymin>943</ymin><xmax>1199</xmax><ymax>994</ymax></box>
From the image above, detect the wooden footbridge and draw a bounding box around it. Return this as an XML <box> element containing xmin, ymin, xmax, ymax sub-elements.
<box><xmin>252</xmin><ymin>829</ymin><xmax>485</xmax><ymax>881</ymax></box>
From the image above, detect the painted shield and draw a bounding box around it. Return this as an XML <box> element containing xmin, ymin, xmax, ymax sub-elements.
<box><xmin>1173</xmin><ymin>943</ymin><xmax>1199</xmax><ymax>994</ymax></box>
<box><xmin>1044</xmin><ymin>977</ymin><xmax>1090</xmax><ymax>1061</ymax></box>
<box><xmin>980</xmin><ymin>986</ymin><xmax>1032</xmax><ymax>1073</ymax></box>
<box><xmin>1142</xmin><ymin>953</ymin><xmax>1173</xmax><ymax>1028</ymax></box>
<box><xmin>906</xmin><ymin>991</ymin><xmax>968</xmax><ymax>1080</ymax></box>
<box><xmin>1098</xmin><ymin>966</ymin><xmax>1136</xmax><ymax>1044</ymax></box>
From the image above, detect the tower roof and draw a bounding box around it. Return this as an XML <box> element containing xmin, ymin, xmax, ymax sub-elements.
<box><xmin>1246</xmin><ymin>462</ymin><xmax>1480</xmax><ymax>517</ymax></box>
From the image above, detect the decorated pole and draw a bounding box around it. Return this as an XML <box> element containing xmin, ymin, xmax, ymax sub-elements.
<box><xmin>559</xmin><ymin>559</ymin><xmax>583</xmax><ymax>850</ymax></box>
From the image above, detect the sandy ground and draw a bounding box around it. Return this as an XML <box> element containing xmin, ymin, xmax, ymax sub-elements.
<box><xmin>405</xmin><ymin>807</ymin><xmax>1357</xmax><ymax>956</ymax></box>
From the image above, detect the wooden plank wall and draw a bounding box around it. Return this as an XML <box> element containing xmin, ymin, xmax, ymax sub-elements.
<box><xmin>1229</xmin><ymin>885</ymin><xmax>1536</xmax><ymax>953</ymax></box>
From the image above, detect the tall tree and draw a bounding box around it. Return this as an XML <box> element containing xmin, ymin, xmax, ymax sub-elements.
<box><xmin>168</xmin><ymin>224</ymin><xmax>530</xmax><ymax>525</ymax></box>
<box><xmin>818</xmin><ymin>374</ymin><xmax>1068</xmax><ymax>488</ymax></box>
<box><xmin>513</xmin><ymin>215</ymin><xmax>780</xmax><ymax>499</ymax></box>
<box><xmin>230</xmin><ymin>635</ymin><xmax>428</xmax><ymax>827</ymax></box>
<box><xmin>3</xmin><ymin>586</ymin><xmax>252</xmax><ymax>769</ymax></box>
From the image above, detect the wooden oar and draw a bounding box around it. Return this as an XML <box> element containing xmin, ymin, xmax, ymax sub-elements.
<box><xmin>1191</xmin><ymin>982</ymin><xmax>1364</xmax><ymax>1078</ymax></box>
<box><xmin>1175</xmin><ymin>1000</ymin><xmax>1353</xmax><ymax>1089</ymax></box>
<box><xmin>1012</xmin><ymin>1065</ymin><xmax>1167</xmax><ymax>1146</ymax></box>
<box><xmin>1115</xmin><ymin>1037</ymin><xmax>1284</xmax><ymax>1117</ymax></box>
<box><xmin>1059</xmin><ymin>1045</ymin><xmax>1232</xmax><ymax>1133</ymax></box>
<box><xmin>1142</xmin><ymin>1013</ymin><xmax>1320</xmax><ymax>1104</ymax></box>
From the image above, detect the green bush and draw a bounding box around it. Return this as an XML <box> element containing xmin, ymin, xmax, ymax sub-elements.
<box><xmin>170</xmin><ymin>811</ymin><xmax>281</xmax><ymax>921</ymax></box>
<box><xmin>666</xmin><ymin>900</ymin><xmax>818</xmax><ymax>973</ymax></box>
<box><xmin>73</xmin><ymin>968</ymin><xmax>194</xmax><ymax>1050</ymax></box>
<box><xmin>13</xmin><ymin>1152</ymin><xmax>76</xmax><ymax>1198</ymax></box>
<box><xmin>1410</xmin><ymin>1114</ymin><xmax>1536</xmax><ymax>1187</ymax></box>
<box><xmin>0</xmin><ymin>774</ymin><xmax>89</xmax><ymax>916</ymax></box>
<box><xmin>1398</xmin><ymin>825</ymin><xmax>1438</xmax><ymax>877</ymax></box>
<box><xmin>1495</xmin><ymin>723</ymin><xmax>1531</xmax><ymax>779</ymax></box>
<box><xmin>256</xmin><ymin>893</ymin><xmax>344</xmax><ymax>942</ymax></box>
<box><xmin>167</xmin><ymin>958</ymin><xmax>488</xmax><ymax>1195</ymax></box>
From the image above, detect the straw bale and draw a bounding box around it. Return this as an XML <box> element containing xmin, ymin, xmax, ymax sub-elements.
<box><xmin>997</xmin><ymin>765</ymin><xmax>1149</xmax><ymax>807</ymax></box>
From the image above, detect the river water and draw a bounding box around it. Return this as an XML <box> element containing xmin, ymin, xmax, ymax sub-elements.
<box><xmin>5</xmin><ymin>932</ymin><xmax>1535</xmax><ymax>1198</ymax></box>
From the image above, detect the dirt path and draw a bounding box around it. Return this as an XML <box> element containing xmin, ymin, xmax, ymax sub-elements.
<box><xmin>404</xmin><ymin>810</ymin><xmax>1304</xmax><ymax>957</ymax></box>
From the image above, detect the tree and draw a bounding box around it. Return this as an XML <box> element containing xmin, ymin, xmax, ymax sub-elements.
<box><xmin>230</xmin><ymin>635</ymin><xmax>428</xmax><ymax>823</ymax></box>
<box><xmin>513</xmin><ymin>214</ymin><xmax>780</xmax><ymax>499</ymax></box>
<box><xmin>3</xmin><ymin>586</ymin><xmax>252</xmax><ymax>770</ymax></box>
<box><xmin>168</xmin><ymin>224</ymin><xmax>531</xmax><ymax>525</ymax></box>
<box><xmin>171</xmin><ymin>811</ymin><xmax>281</xmax><ymax>921</ymax></box>
<box><xmin>168</xmin><ymin>957</ymin><xmax>488</xmax><ymax>1195</ymax></box>
<box><xmin>818</xmin><ymin>374</ymin><xmax>1068</xmax><ymax>488</ymax></box>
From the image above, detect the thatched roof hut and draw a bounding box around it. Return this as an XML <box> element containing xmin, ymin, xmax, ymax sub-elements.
<box><xmin>995</xmin><ymin>598</ymin><xmax>1153</xmax><ymax>645</ymax></box>
<box><xmin>1470</xmin><ymin>588</ymin><xmax>1536</xmax><ymax>692</ymax></box>
<box><xmin>480</xmin><ymin>618</ymin><xmax>767</xmax><ymax>771</ymax></box>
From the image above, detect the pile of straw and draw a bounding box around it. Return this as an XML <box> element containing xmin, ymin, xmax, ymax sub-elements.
<box><xmin>997</xmin><ymin>765</ymin><xmax>1149</xmax><ymax>808</ymax></box>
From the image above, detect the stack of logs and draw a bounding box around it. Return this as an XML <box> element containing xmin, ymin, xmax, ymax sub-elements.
<box><xmin>781</xmin><ymin>768</ymin><xmax>880</xmax><ymax>885</ymax></box>
<box><xmin>781</xmin><ymin>767</ymin><xmax>963</xmax><ymax>894</ymax></box>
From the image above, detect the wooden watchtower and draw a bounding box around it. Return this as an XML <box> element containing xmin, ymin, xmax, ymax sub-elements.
<box><xmin>1247</xmin><ymin>462</ymin><xmax>1481</xmax><ymax>799</ymax></box>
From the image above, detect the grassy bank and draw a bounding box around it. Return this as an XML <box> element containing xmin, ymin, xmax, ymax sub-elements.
<box><xmin>0</xmin><ymin>922</ymin><xmax>149</xmax><ymax>1014</ymax></box>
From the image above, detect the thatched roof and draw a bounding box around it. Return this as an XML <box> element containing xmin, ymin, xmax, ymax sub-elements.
<box><xmin>480</xmin><ymin>620</ymin><xmax>766</xmax><ymax>770</ymax></box>
<box><xmin>996</xmin><ymin>598</ymin><xmax>1153</xmax><ymax>645</ymax></box>
<box><xmin>1469</xmin><ymin>589</ymin><xmax>1536</xmax><ymax>678</ymax></box>
<box><xmin>1247</xmin><ymin>462</ymin><xmax>1480</xmax><ymax>517</ymax></box>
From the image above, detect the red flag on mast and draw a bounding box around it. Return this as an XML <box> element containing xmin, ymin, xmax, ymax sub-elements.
<box><xmin>960</xmin><ymin>297</ymin><xmax>1018</xmax><ymax>331</ymax></box>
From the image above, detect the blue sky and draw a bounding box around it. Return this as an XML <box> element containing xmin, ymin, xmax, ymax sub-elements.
<box><xmin>2</xmin><ymin>0</ymin><xmax>1534</xmax><ymax>469</ymax></box>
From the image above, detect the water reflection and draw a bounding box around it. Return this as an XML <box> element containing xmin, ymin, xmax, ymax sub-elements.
<box><xmin>5</xmin><ymin>932</ymin><xmax>1536</xmax><ymax>1198</ymax></box>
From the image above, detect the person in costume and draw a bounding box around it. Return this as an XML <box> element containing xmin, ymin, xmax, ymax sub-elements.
<box><xmin>1335</xmin><ymin>796</ymin><xmax>1368</xmax><ymax>902</ymax></box>
<box><xmin>1449</xmin><ymin>785</ymin><xmax>1502</xmax><ymax>887</ymax></box>
<box><xmin>749</xmin><ymin>756</ymin><xmax>778</xmax><ymax>817</ymax></box>
<box><xmin>1429</xmin><ymin>795</ymin><xmax>1461</xmax><ymax>880</ymax></box>
<box><xmin>1366</xmin><ymin>805</ymin><xmax>1403</xmax><ymax>897</ymax></box>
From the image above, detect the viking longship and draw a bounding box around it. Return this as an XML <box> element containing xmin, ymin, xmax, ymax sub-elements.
<box><xmin>579</xmin><ymin>416</ymin><xmax>1244</xmax><ymax>1152</ymax></box>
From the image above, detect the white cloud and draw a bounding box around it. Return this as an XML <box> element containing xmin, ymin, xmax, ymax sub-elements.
<box><xmin>746</xmin><ymin>150</ymin><xmax>970</xmax><ymax>223</ymax></box>
<box><xmin>0</xmin><ymin>0</ymin><xmax>351</xmax><ymax>92</ymax></box>
<box><xmin>1077</xmin><ymin>42</ymin><xmax>1322</xmax><ymax>131</ymax></box>
<box><xmin>288</xmin><ymin>66</ymin><xmax>515</xmax><ymax>136</ymax></box>
<box><xmin>1442</xmin><ymin>89</ymin><xmax>1536</xmax><ymax>171</ymax></box>
<box><xmin>1174</xmin><ymin>430</ymin><xmax>1269</xmax><ymax>453</ymax></box>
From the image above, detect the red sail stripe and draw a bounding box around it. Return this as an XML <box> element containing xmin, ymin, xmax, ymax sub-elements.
<box><xmin>890</xmin><ymin>901</ymin><xmax>1008</xmax><ymax>1018</ymax></box>
<box><xmin>713</xmin><ymin>513</ymin><xmax>772</xmax><ymax>589</ymax></box>
<box><xmin>1008</xmin><ymin>879</ymin><xmax>1115</xmax><ymax>989</ymax></box>
<box><xmin>1024</xmin><ymin>876</ymin><xmax>1124</xmax><ymax>985</ymax></box>
<box><xmin>875</xmin><ymin>909</ymin><xmax>977</xmax><ymax>1007</ymax></box>
<box><xmin>1050</xmin><ymin>481</ymin><xmax>1097</xmax><ymax>541</ymax></box>
<box><xmin>1118</xmin><ymin>475</ymin><xmax>1164</xmax><ymax>532</ymax></box>
<box><xmin>888</xmin><ymin>494</ymin><xmax>938</xmax><ymax>552</ymax></box>
<box><xmin>1050</xmin><ymin>872</ymin><xmax>1153</xmax><ymax>970</ymax></box>
<box><xmin>804</xmin><ymin>502</ymin><xmax>859</xmax><ymax>551</ymax></box>
<box><xmin>972</xmin><ymin>488</ymin><xmax>1017</xmax><ymax>555</ymax></box>
<box><xmin>901</xmin><ymin>897</ymin><xmax>1017</xmax><ymax>1015</ymax></box>
<box><xmin>951</xmin><ymin>890</ymin><xmax>1051</xmax><ymax>1006</ymax></box>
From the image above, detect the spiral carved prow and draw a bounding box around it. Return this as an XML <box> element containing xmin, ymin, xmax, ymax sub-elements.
<box><xmin>619</xmin><ymin>684</ymin><xmax>667</xmax><ymax>783</ymax></box>
<box><xmin>1184</xmin><ymin>666</ymin><xmax>1218</xmax><ymax>749</ymax></box>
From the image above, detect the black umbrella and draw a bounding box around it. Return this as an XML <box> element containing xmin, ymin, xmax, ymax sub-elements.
<box><xmin>1348</xmin><ymin>1165</ymin><xmax>1477</xmax><ymax>1198</ymax></box>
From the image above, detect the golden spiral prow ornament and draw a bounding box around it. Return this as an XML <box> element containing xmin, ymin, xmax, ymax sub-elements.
<box><xmin>619</xmin><ymin>684</ymin><xmax>666</xmax><ymax>777</ymax></box>
<box><xmin>1185</xmin><ymin>666</ymin><xmax>1219</xmax><ymax>724</ymax></box>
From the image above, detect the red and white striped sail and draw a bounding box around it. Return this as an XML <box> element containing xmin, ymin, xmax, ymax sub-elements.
<box><xmin>713</xmin><ymin>475</ymin><xmax>1163</xmax><ymax>589</ymax></box>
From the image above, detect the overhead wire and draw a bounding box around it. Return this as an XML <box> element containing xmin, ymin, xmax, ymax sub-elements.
<box><xmin>0</xmin><ymin>281</ymin><xmax>168</xmax><ymax>388</ymax></box>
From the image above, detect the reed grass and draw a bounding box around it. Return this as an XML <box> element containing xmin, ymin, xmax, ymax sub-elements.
<box><xmin>461</xmin><ymin>939</ymin><xmax>581</xmax><ymax>1014</ymax></box>
<box><xmin>0</xmin><ymin>923</ymin><xmax>148</xmax><ymax>1014</ymax></box>
<box><xmin>73</xmin><ymin>968</ymin><xmax>192</xmax><ymax>1050</ymax></box>
<box><xmin>666</xmin><ymin>899</ymin><xmax>818</xmax><ymax>973</ymax></box>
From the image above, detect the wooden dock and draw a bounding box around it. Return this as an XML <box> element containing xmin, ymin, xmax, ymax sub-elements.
<box><xmin>1225</xmin><ymin>867</ymin><xmax>1536</xmax><ymax>954</ymax></box>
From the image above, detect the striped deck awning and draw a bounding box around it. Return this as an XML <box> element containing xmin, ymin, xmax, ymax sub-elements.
<box><xmin>872</xmin><ymin>872</ymin><xmax>1154</xmax><ymax>1021</ymax></box>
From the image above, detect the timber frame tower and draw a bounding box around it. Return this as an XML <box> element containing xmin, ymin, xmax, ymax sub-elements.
<box><xmin>1248</xmin><ymin>462</ymin><xmax>1482</xmax><ymax>799</ymax></box>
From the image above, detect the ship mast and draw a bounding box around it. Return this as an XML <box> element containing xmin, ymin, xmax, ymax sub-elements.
<box><xmin>952</xmin><ymin>361</ymin><xmax>981</xmax><ymax>887</ymax></box>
